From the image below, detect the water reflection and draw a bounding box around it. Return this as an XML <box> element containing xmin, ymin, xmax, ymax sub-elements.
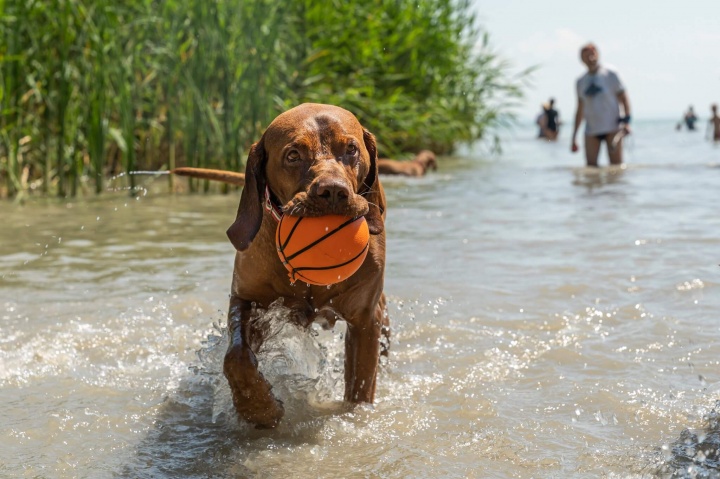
<box><xmin>571</xmin><ymin>164</ymin><xmax>628</xmax><ymax>191</ymax></box>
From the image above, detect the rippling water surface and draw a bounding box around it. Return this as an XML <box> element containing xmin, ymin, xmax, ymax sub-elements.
<box><xmin>1</xmin><ymin>121</ymin><xmax>719</xmax><ymax>478</ymax></box>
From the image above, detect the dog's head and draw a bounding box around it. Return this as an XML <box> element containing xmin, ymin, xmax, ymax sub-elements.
<box><xmin>227</xmin><ymin>103</ymin><xmax>385</xmax><ymax>251</ymax></box>
<box><xmin>417</xmin><ymin>150</ymin><xmax>437</xmax><ymax>172</ymax></box>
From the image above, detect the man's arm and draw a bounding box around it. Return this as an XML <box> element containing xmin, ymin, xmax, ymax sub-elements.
<box><xmin>618</xmin><ymin>90</ymin><xmax>631</xmax><ymax>134</ymax></box>
<box><xmin>571</xmin><ymin>95</ymin><xmax>583</xmax><ymax>152</ymax></box>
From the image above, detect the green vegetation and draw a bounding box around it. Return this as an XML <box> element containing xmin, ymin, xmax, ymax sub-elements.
<box><xmin>0</xmin><ymin>0</ymin><xmax>527</xmax><ymax>198</ymax></box>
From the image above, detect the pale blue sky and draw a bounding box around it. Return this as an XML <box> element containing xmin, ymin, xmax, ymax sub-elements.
<box><xmin>474</xmin><ymin>0</ymin><xmax>720</xmax><ymax>121</ymax></box>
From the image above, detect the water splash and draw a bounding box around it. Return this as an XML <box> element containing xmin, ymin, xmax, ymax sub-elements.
<box><xmin>105</xmin><ymin>170</ymin><xmax>160</xmax><ymax>195</ymax></box>
<box><xmin>193</xmin><ymin>299</ymin><xmax>346</xmax><ymax>427</ymax></box>
<box><xmin>656</xmin><ymin>401</ymin><xmax>720</xmax><ymax>478</ymax></box>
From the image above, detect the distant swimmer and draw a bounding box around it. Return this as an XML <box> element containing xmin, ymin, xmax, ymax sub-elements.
<box><xmin>542</xmin><ymin>98</ymin><xmax>560</xmax><ymax>141</ymax></box>
<box><xmin>570</xmin><ymin>43</ymin><xmax>631</xmax><ymax>167</ymax></box>
<box><xmin>536</xmin><ymin>104</ymin><xmax>547</xmax><ymax>138</ymax></box>
<box><xmin>708</xmin><ymin>104</ymin><xmax>720</xmax><ymax>142</ymax></box>
<box><xmin>678</xmin><ymin>106</ymin><xmax>698</xmax><ymax>131</ymax></box>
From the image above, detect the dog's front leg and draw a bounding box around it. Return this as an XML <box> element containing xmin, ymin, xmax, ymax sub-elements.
<box><xmin>344</xmin><ymin>304</ymin><xmax>384</xmax><ymax>403</ymax></box>
<box><xmin>223</xmin><ymin>296</ymin><xmax>284</xmax><ymax>428</ymax></box>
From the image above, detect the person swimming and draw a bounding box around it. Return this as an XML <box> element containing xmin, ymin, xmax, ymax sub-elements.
<box><xmin>537</xmin><ymin>99</ymin><xmax>560</xmax><ymax>141</ymax></box>
<box><xmin>679</xmin><ymin>106</ymin><xmax>698</xmax><ymax>131</ymax></box>
<box><xmin>544</xmin><ymin>99</ymin><xmax>560</xmax><ymax>140</ymax></box>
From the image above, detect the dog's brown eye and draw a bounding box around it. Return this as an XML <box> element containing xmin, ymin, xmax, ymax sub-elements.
<box><xmin>286</xmin><ymin>150</ymin><xmax>300</xmax><ymax>163</ymax></box>
<box><xmin>346</xmin><ymin>144</ymin><xmax>358</xmax><ymax>155</ymax></box>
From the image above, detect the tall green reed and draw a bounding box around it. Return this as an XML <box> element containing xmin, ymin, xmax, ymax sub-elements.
<box><xmin>0</xmin><ymin>0</ymin><xmax>527</xmax><ymax>198</ymax></box>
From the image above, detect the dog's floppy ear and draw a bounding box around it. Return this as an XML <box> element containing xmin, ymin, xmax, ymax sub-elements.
<box><xmin>226</xmin><ymin>138</ymin><xmax>266</xmax><ymax>251</ymax></box>
<box><xmin>361</xmin><ymin>128</ymin><xmax>385</xmax><ymax>235</ymax></box>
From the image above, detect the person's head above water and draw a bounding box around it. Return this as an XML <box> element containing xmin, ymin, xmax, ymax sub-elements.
<box><xmin>580</xmin><ymin>43</ymin><xmax>599</xmax><ymax>72</ymax></box>
<box><xmin>713</xmin><ymin>104</ymin><xmax>718</xmax><ymax>115</ymax></box>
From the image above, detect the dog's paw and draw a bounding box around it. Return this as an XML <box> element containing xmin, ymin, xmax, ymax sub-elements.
<box><xmin>232</xmin><ymin>390</ymin><xmax>285</xmax><ymax>429</ymax></box>
<box><xmin>223</xmin><ymin>345</ymin><xmax>285</xmax><ymax>428</ymax></box>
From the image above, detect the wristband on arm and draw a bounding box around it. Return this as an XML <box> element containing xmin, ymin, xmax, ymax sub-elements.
<box><xmin>619</xmin><ymin>115</ymin><xmax>631</xmax><ymax>124</ymax></box>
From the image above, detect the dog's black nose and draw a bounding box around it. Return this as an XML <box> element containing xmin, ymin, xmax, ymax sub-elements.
<box><xmin>316</xmin><ymin>178</ymin><xmax>350</xmax><ymax>205</ymax></box>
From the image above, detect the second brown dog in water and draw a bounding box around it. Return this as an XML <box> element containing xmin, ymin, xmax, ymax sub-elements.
<box><xmin>222</xmin><ymin>103</ymin><xmax>389</xmax><ymax>428</ymax></box>
<box><xmin>377</xmin><ymin>150</ymin><xmax>437</xmax><ymax>176</ymax></box>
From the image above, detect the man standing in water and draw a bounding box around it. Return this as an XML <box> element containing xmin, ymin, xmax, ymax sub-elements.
<box><xmin>570</xmin><ymin>43</ymin><xmax>631</xmax><ymax>167</ymax></box>
<box><xmin>708</xmin><ymin>104</ymin><xmax>720</xmax><ymax>142</ymax></box>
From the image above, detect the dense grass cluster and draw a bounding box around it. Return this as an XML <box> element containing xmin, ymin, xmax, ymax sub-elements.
<box><xmin>0</xmin><ymin>0</ymin><xmax>526</xmax><ymax>198</ymax></box>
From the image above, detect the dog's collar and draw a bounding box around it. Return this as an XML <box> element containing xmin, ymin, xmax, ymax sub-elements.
<box><xmin>264</xmin><ymin>185</ymin><xmax>283</xmax><ymax>223</ymax></box>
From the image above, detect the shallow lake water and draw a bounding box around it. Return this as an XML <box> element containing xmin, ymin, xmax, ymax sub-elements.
<box><xmin>1</xmin><ymin>120</ymin><xmax>719</xmax><ymax>478</ymax></box>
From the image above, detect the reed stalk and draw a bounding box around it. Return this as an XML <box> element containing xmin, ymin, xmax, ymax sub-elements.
<box><xmin>0</xmin><ymin>0</ymin><xmax>527</xmax><ymax>198</ymax></box>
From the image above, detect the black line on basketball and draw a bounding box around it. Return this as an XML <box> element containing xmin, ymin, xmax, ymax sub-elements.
<box><xmin>293</xmin><ymin>242</ymin><xmax>369</xmax><ymax>273</ymax></box>
<box><xmin>279</xmin><ymin>216</ymin><xmax>304</xmax><ymax>252</ymax></box>
<box><xmin>283</xmin><ymin>216</ymin><xmax>361</xmax><ymax>262</ymax></box>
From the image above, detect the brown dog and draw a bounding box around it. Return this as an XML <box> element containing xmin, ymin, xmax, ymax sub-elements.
<box><xmin>223</xmin><ymin>103</ymin><xmax>388</xmax><ymax>428</ymax></box>
<box><xmin>377</xmin><ymin>150</ymin><xmax>437</xmax><ymax>176</ymax></box>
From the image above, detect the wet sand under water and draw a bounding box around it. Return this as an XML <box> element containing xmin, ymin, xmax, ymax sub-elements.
<box><xmin>1</xmin><ymin>120</ymin><xmax>720</xmax><ymax>478</ymax></box>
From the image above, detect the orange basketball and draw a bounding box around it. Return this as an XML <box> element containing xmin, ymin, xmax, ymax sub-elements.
<box><xmin>275</xmin><ymin>215</ymin><xmax>369</xmax><ymax>286</ymax></box>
